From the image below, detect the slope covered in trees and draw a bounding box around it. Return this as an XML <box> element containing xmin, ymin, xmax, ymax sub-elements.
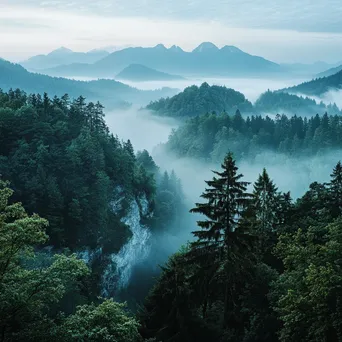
<box><xmin>140</xmin><ymin>153</ymin><xmax>342</xmax><ymax>342</ymax></box>
<box><xmin>146</xmin><ymin>83</ymin><xmax>253</xmax><ymax>118</ymax></box>
<box><xmin>284</xmin><ymin>70</ymin><xmax>342</xmax><ymax>96</ymax></box>
<box><xmin>255</xmin><ymin>90</ymin><xmax>341</xmax><ymax>116</ymax></box>
<box><xmin>0</xmin><ymin>180</ymin><xmax>142</xmax><ymax>342</ymax></box>
<box><xmin>147</xmin><ymin>84</ymin><xmax>340</xmax><ymax>119</ymax></box>
<box><xmin>0</xmin><ymin>59</ymin><xmax>177</xmax><ymax>108</ymax></box>
<box><xmin>166</xmin><ymin>111</ymin><xmax>342</xmax><ymax>161</ymax></box>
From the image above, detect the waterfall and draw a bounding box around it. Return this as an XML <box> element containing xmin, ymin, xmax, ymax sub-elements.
<box><xmin>102</xmin><ymin>194</ymin><xmax>152</xmax><ymax>296</ymax></box>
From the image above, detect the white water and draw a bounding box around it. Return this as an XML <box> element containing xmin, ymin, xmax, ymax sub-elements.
<box><xmin>102</xmin><ymin>194</ymin><xmax>151</xmax><ymax>296</ymax></box>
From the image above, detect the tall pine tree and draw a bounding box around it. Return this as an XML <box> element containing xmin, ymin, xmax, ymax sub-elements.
<box><xmin>329</xmin><ymin>161</ymin><xmax>342</xmax><ymax>217</ymax></box>
<box><xmin>190</xmin><ymin>152</ymin><xmax>254</xmax><ymax>330</ymax></box>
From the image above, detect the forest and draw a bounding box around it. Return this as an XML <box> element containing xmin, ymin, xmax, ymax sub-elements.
<box><xmin>166</xmin><ymin>110</ymin><xmax>342</xmax><ymax>162</ymax></box>
<box><xmin>1</xmin><ymin>88</ymin><xmax>342</xmax><ymax>341</ymax></box>
<box><xmin>146</xmin><ymin>83</ymin><xmax>341</xmax><ymax>118</ymax></box>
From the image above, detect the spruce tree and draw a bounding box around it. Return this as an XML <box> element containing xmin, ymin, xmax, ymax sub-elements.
<box><xmin>329</xmin><ymin>161</ymin><xmax>342</xmax><ymax>217</ymax></box>
<box><xmin>253</xmin><ymin>168</ymin><xmax>279</xmax><ymax>233</ymax></box>
<box><xmin>190</xmin><ymin>152</ymin><xmax>253</xmax><ymax>329</ymax></box>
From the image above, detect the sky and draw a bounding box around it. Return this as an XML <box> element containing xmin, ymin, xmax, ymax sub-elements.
<box><xmin>1</xmin><ymin>0</ymin><xmax>342</xmax><ymax>63</ymax></box>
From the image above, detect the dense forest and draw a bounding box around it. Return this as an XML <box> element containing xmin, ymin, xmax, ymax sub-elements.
<box><xmin>2</xmin><ymin>86</ymin><xmax>342</xmax><ymax>342</ymax></box>
<box><xmin>285</xmin><ymin>69</ymin><xmax>342</xmax><ymax>96</ymax></box>
<box><xmin>0</xmin><ymin>88</ymin><xmax>185</xmax><ymax>300</ymax></box>
<box><xmin>146</xmin><ymin>83</ymin><xmax>341</xmax><ymax>118</ymax></box>
<box><xmin>146</xmin><ymin>83</ymin><xmax>253</xmax><ymax>117</ymax></box>
<box><xmin>166</xmin><ymin>110</ymin><xmax>342</xmax><ymax>161</ymax></box>
<box><xmin>2</xmin><ymin>150</ymin><xmax>342</xmax><ymax>341</ymax></box>
<box><xmin>140</xmin><ymin>153</ymin><xmax>342</xmax><ymax>342</ymax></box>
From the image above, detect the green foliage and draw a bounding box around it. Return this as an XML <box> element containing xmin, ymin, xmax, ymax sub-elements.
<box><xmin>0</xmin><ymin>180</ymin><xmax>89</xmax><ymax>341</ymax></box>
<box><xmin>255</xmin><ymin>90</ymin><xmax>341</xmax><ymax>117</ymax></box>
<box><xmin>61</xmin><ymin>299</ymin><xmax>140</xmax><ymax>341</ymax></box>
<box><xmin>147</xmin><ymin>83</ymin><xmax>253</xmax><ymax>118</ymax></box>
<box><xmin>141</xmin><ymin>156</ymin><xmax>342</xmax><ymax>342</ymax></box>
<box><xmin>0</xmin><ymin>89</ymin><xmax>155</xmax><ymax>252</ymax></box>
<box><xmin>167</xmin><ymin>111</ymin><xmax>342</xmax><ymax>161</ymax></box>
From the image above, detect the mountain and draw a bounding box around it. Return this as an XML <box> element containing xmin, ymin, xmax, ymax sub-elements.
<box><xmin>0</xmin><ymin>59</ymin><xmax>178</xmax><ymax>108</ymax></box>
<box><xmin>283</xmin><ymin>70</ymin><xmax>342</xmax><ymax>96</ymax></box>
<box><xmin>317</xmin><ymin>64</ymin><xmax>342</xmax><ymax>78</ymax></box>
<box><xmin>116</xmin><ymin>64</ymin><xmax>185</xmax><ymax>81</ymax></box>
<box><xmin>146</xmin><ymin>82</ymin><xmax>253</xmax><ymax>117</ymax></box>
<box><xmin>21</xmin><ymin>47</ymin><xmax>110</xmax><ymax>70</ymax></box>
<box><xmin>39</xmin><ymin>42</ymin><xmax>280</xmax><ymax>78</ymax></box>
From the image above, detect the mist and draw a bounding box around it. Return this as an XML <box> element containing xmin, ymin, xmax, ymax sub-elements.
<box><xmin>104</xmin><ymin>94</ymin><xmax>342</xmax><ymax>306</ymax></box>
<box><xmin>71</xmin><ymin>76</ymin><xmax>306</xmax><ymax>103</ymax></box>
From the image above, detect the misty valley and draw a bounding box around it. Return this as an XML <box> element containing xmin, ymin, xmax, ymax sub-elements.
<box><xmin>1</xmin><ymin>40</ymin><xmax>342</xmax><ymax>342</ymax></box>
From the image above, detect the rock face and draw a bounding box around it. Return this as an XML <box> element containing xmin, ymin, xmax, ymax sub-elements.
<box><xmin>101</xmin><ymin>194</ymin><xmax>152</xmax><ymax>296</ymax></box>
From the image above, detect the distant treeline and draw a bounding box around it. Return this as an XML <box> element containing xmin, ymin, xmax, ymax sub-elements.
<box><xmin>167</xmin><ymin>110</ymin><xmax>342</xmax><ymax>161</ymax></box>
<box><xmin>147</xmin><ymin>83</ymin><xmax>341</xmax><ymax>118</ymax></box>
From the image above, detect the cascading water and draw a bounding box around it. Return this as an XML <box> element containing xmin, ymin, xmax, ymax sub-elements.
<box><xmin>102</xmin><ymin>194</ymin><xmax>152</xmax><ymax>297</ymax></box>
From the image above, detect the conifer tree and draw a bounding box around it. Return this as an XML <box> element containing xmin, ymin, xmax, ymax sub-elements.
<box><xmin>329</xmin><ymin>161</ymin><xmax>342</xmax><ymax>217</ymax></box>
<box><xmin>190</xmin><ymin>152</ymin><xmax>254</xmax><ymax>329</ymax></box>
<box><xmin>253</xmin><ymin>168</ymin><xmax>279</xmax><ymax>233</ymax></box>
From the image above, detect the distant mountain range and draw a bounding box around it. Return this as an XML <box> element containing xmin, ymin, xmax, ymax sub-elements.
<box><xmin>21</xmin><ymin>47</ymin><xmax>110</xmax><ymax>70</ymax></box>
<box><xmin>283</xmin><ymin>70</ymin><xmax>342</xmax><ymax>96</ymax></box>
<box><xmin>116</xmin><ymin>64</ymin><xmax>185</xmax><ymax>81</ymax></box>
<box><xmin>0</xmin><ymin>59</ymin><xmax>178</xmax><ymax>108</ymax></box>
<box><xmin>36</xmin><ymin>42</ymin><xmax>281</xmax><ymax>78</ymax></box>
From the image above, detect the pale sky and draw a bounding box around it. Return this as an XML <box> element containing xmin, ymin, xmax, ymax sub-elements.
<box><xmin>1</xmin><ymin>0</ymin><xmax>342</xmax><ymax>63</ymax></box>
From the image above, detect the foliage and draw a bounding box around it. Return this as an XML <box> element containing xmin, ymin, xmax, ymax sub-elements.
<box><xmin>147</xmin><ymin>83</ymin><xmax>253</xmax><ymax>118</ymax></box>
<box><xmin>167</xmin><ymin>111</ymin><xmax>342</xmax><ymax>161</ymax></box>
<box><xmin>0</xmin><ymin>89</ymin><xmax>154</xmax><ymax>252</ymax></box>
<box><xmin>0</xmin><ymin>180</ymin><xmax>89</xmax><ymax>341</ymax></box>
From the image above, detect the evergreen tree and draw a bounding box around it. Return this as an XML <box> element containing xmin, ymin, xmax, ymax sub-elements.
<box><xmin>253</xmin><ymin>168</ymin><xmax>279</xmax><ymax>234</ymax></box>
<box><xmin>329</xmin><ymin>161</ymin><xmax>342</xmax><ymax>217</ymax></box>
<box><xmin>190</xmin><ymin>152</ymin><xmax>254</xmax><ymax>330</ymax></box>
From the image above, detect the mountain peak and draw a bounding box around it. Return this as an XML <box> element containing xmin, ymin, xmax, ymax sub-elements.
<box><xmin>169</xmin><ymin>45</ymin><xmax>184</xmax><ymax>52</ymax></box>
<box><xmin>49</xmin><ymin>47</ymin><xmax>73</xmax><ymax>56</ymax></box>
<box><xmin>192</xmin><ymin>42</ymin><xmax>219</xmax><ymax>53</ymax></box>
<box><xmin>154</xmin><ymin>44</ymin><xmax>167</xmax><ymax>50</ymax></box>
<box><xmin>221</xmin><ymin>45</ymin><xmax>243</xmax><ymax>53</ymax></box>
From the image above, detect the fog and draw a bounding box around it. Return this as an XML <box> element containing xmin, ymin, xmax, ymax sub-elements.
<box><xmin>69</xmin><ymin>75</ymin><xmax>306</xmax><ymax>103</ymax></box>
<box><xmin>105</xmin><ymin>105</ymin><xmax>342</xmax><ymax>304</ymax></box>
<box><xmin>105</xmin><ymin>108</ymin><xmax>179</xmax><ymax>151</ymax></box>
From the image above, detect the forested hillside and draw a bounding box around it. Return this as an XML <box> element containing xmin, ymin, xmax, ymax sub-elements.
<box><xmin>146</xmin><ymin>84</ymin><xmax>340</xmax><ymax>118</ymax></box>
<box><xmin>284</xmin><ymin>70</ymin><xmax>342</xmax><ymax>96</ymax></box>
<box><xmin>166</xmin><ymin>110</ymin><xmax>342</xmax><ymax>161</ymax></box>
<box><xmin>146</xmin><ymin>82</ymin><xmax>253</xmax><ymax>117</ymax></box>
<box><xmin>0</xmin><ymin>89</ymin><xmax>186</xmax><ymax>298</ymax></box>
<box><xmin>255</xmin><ymin>90</ymin><xmax>341</xmax><ymax>116</ymax></box>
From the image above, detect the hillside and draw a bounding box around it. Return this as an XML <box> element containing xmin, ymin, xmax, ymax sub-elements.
<box><xmin>21</xmin><ymin>47</ymin><xmax>109</xmax><ymax>70</ymax></box>
<box><xmin>40</xmin><ymin>42</ymin><xmax>280</xmax><ymax>78</ymax></box>
<box><xmin>0</xmin><ymin>59</ymin><xmax>178</xmax><ymax>108</ymax></box>
<box><xmin>283</xmin><ymin>70</ymin><xmax>342</xmax><ymax>96</ymax></box>
<box><xmin>146</xmin><ymin>82</ymin><xmax>253</xmax><ymax>117</ymax></box>
<box><xmin>116</xmin><ymin>64</ymin><xmax>185</xmax><ymax>81</ymax></box>
<box><xmin>255</xmin><ymin>90</ymin><xmax>341</xmax><ymax>116</ymax></box>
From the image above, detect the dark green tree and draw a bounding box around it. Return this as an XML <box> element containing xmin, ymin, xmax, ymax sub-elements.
<box><xmin>190</xmin><ymin>152</ymin><xmax>254</xmax><ymax>331</ymax></box>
